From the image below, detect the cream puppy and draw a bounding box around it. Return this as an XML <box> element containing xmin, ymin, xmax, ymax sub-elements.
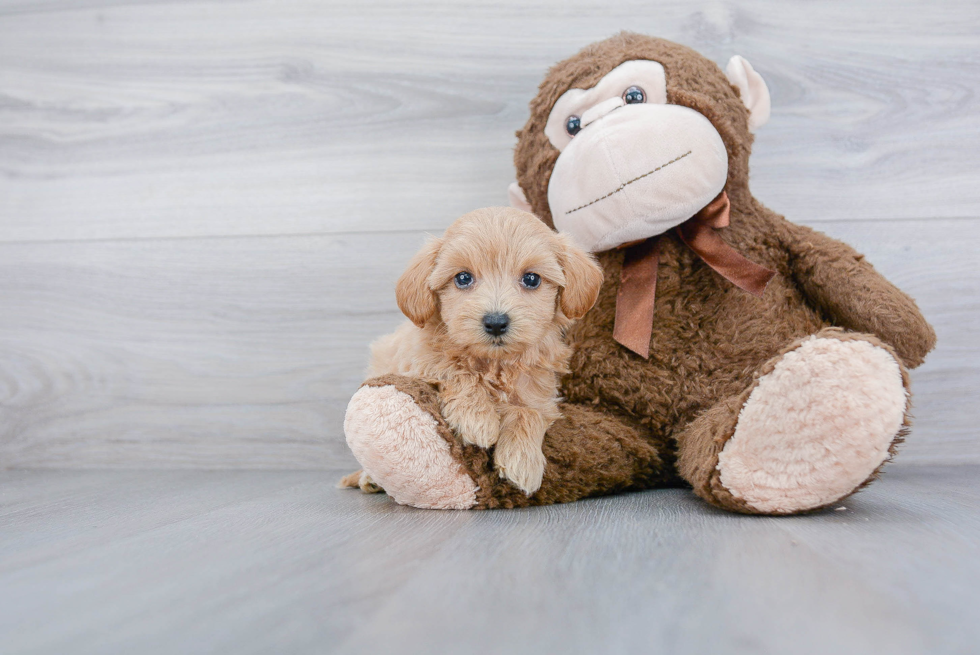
<box><xmin>367</xmin><ymin>207</ymin><xmax>603</xmax><ymax>495</ymax></box>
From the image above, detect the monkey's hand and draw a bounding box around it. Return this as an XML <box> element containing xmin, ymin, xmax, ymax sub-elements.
<box><xmin>780</xmin><ymin>219</ymin><xmax>936</xmax><ymax>368</ymax></box>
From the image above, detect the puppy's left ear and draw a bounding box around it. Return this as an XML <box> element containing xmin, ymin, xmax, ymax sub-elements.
<box><xmin>556</xmin><ymin>233</ymin><xmax>604</xmax><ymax>319</ymax></box>
<box><xmin>396</xmin><ymin>237</ymin><xmax>442</xmax><ymax>328</ymax></box>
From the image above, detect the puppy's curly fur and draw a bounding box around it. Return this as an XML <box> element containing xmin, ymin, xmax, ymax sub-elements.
<box><xmin>367</xmin><ymin>207</ymin><xmax>603</xmax><ymax>495</ymax></box>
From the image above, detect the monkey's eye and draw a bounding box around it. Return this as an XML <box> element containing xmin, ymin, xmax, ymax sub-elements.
<box><xmin>623</xmin><ymin>86</ymin><xmax>646</xmax><ymax>104</ymax></box>
<box><xmin>565</xmin><ymin>115</ymin><xmax>581</xmax><ymax>137</ymax></box>
<box><xmin>520</xmin><ymin>272</ymin><xmax>541</xmax><ymax>289</ymax></box>
<box><xmin>454</xmin><ymin>272</ymin><xmax>474</xmax><ymax>289</ymax></box>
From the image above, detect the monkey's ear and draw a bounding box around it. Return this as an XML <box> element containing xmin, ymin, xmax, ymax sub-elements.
<box><xmin>508</xmin><ymin>182</ymin><xmax>534</xmax><ymax>213</ymax></box>
<box><xmin>725</xmin><ymin>55</ymin><xmax>771</xmax><ymax>132</ymax></box>
<box><xmin>395</xmin><ymin>237</ymin><xmax>442</xmax><ymax>328</ymax></box>
<box><xmin>556</xmin><ymin>233</ymin><xmax>604</xmax><ymax>320</ymax></box>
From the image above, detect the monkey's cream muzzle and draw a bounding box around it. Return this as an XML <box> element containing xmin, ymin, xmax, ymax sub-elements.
<box><xmin>504</xmin><ymin>55</ymin><xmax>775</xmax><ymax>358</ymax></box>
<box><xmin>548</xmin><ymin>103</ymin><xmax>728</xmax><ymax>253</ymax></box>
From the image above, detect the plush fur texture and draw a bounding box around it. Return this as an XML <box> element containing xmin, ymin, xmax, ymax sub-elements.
<box><xmin>353</xmin><ymin>374</ymin><xmax>681</xmax><ymax>509</ymax></box>
<box><xmin>342</xmin><ymin>33</ymin><xmax>936</xmax><ymax>514</ymax></box>
<box><xmin>366</xmin><ymin>207</ymin><xmax>602</xmax><ymax>495</ymax></box>
<box><xmin>716</xmin><ymin>334</ymin><xmax>908</xmax><ymax>514</ymax></box>
<box><xmin>344</xmin><ymin>383</ymin><xmax>478</xmax><ymax>509</ymax></box>
<box><xmin>515</xmin><ymin>33</ymin><xmax>756</xmax><ymax>231</ymax></box>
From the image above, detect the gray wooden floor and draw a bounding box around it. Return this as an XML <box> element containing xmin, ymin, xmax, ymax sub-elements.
<box><xmin>1</xmin><ymin>466</ymin><xmax>978</xmax><ymax>655</ymax></box>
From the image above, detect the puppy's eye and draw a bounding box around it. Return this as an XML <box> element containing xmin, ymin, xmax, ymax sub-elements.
<box><xmin>520</xmin><ymin>272</ymin><xmax>541</xmax><ymax>289</ymax></box>
<box><xmin>565</xmin><ymin>115</ymin><xmax>581</xmax><ymax>137</ymax></box>
<box><xmin>623</xmin><ymin>86</ymin><xmax>645</xmax><ymax>104</ymax></box>
<box><xmin>454</xmin><ymin>271</ymin><xmax>474</xmax><ymax>289</ymax></box>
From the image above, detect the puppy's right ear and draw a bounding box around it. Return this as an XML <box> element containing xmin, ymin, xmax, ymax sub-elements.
<box><xmin>395</xmin><ymin>237</ymin><xmax>442</xmax><ymax>328</ymax></box>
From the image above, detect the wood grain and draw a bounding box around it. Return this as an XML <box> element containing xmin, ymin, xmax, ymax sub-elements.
<box><xmin>0</xmin><ymin>0</ymin><xmax>978</xmax><ymax>243</ymax></box>
<box><xmin>0</xmin><ymin>0</ymin><xmax>977</xmax><ymax>469</ymax></box>
<box><xmin>0</xmin><ymin>218</ymin><xmax>976</xmax><ymax>469</ymax></box>
<box><xmin>0</xmin><ymin>466</ymin><xmax>978</xmax><ymax>654</ymax></box>
<box><xmin>1</xmin><ymin>4</ymin><xmax>976</xmax><ymax>651</ymax></box>
<box><xmin>0</xmin><ymin>231</ymin><xmax>403</xmax><ymax>469</ymax></box>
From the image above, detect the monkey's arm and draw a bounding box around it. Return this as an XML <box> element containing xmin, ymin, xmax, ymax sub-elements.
<box><xmin>777</xmin><ymin>220</ymin><xmax>936</xmax><ymax>368</ymax></box>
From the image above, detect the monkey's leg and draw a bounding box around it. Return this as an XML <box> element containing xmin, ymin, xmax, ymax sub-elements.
<box><xmin>344</xmin><ymin>374</ymin><xmax>675</xmax><ymax>509</ymax></box>
<box><xmin>675</xmin><ymin>328</ymin><xmax>911</xmax><ymax>515</ymax></box>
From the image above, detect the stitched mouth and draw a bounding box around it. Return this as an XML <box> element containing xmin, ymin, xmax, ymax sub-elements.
<box><xmin>564</xmin><ymin>150</ymin><xmax>693</xmax><ymax>215</ymax></box>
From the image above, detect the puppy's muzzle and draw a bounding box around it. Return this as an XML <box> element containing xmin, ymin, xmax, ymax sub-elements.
<box><xmin>483</xmin><ymin>313</ymin><xmax>510</xmax><ymax>337</ymax></box>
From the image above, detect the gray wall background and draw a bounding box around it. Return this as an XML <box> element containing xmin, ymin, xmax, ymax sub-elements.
<box><xmin>1</xmin><ymin>0</ymin><xmax>977</xmax><ymax>469</ymax></box>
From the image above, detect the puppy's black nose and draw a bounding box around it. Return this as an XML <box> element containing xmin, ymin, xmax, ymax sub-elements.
<box><xmin>483</xmin><ymin>312</ymin><xmax>510</xmax><ymax>336</ymax></box>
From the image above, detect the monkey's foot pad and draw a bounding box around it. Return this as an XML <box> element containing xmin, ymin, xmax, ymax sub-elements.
<box><xmin>344</xmin><ymin>384</ymin><xmax>478</xmax><ymax>510</ymax></box>
<box><xmin>717</xmin><ymin>336</ymin><xmax>908</xmax><ymax>514</ymax></box>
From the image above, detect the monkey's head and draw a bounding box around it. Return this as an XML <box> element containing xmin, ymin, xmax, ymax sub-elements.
<box><xmin>512</xmin><ymin>33</ymin><xmax>771</xmax><ymax>252</ymax></box>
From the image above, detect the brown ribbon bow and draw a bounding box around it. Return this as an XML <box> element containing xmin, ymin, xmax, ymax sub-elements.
<box><xmin>612</xmin><ymin>192</ymin><xmax>776</xmax><ymax>358</ymax></box>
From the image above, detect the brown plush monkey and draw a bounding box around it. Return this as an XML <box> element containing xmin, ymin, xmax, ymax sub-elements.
<box><xmin>342</xmin><ymin>33</ymin><xmax>936</xmax><ymax>514</ymax></box>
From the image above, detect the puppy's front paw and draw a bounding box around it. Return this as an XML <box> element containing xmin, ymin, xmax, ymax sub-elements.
<box><xmin>494</xmin><ymin>436</ymin><xmax>546</xmax><ymax>496</ymax></box>
<box><xmin>444</xmin><ymin>404</ymin><xmax>500</xmax><ymax>448</ymax></box>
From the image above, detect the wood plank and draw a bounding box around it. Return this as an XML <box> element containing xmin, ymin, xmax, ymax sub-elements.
<box><xmin>1</xmin><ymin>0</ymin><xmax>978</xmax><ymax>242</ymax></box>
<box><xmin>0</xmin><ymin>467</ymin><xmax>977</xmax><ymax>654</ymax></box>
<box><xmin>0</xmin><ymin>470</ymin><xmax>319</xmax><ymax>573</ymax></box>
<box><xmin>0</xmin><ymin>218</ymin><xmax>975</xmax><ymax>469</ymax></box>
<box><xmin>0</xmin><ymin>231</ymin><xmax>413</xmax><ymax>469</ymax></box>
<box><xmin>0</xmin><ymin>470</ymin><xmax>477</xmax><ymax>654</ymax></box>
<box><xmin>341</xmin><ymin>469</ymin><xmax>980</xmax><ymax>655</ymax></box>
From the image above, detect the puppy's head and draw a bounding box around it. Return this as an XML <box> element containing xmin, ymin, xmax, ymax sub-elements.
<box><xmin>396</xmin><ymin>207</ymin><xmax>603</xmax><ymax>357</ymax></box>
